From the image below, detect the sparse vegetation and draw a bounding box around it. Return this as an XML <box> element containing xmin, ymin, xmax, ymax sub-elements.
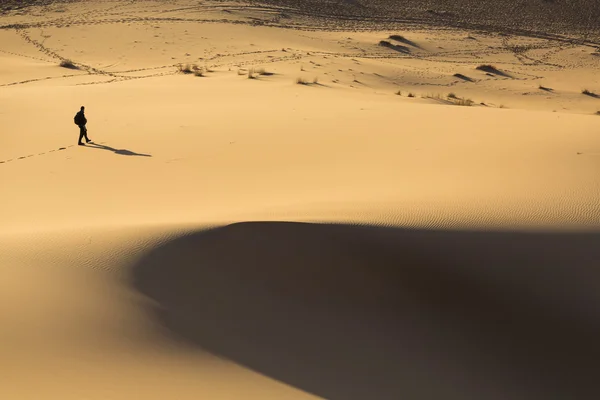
<box><xmin>539</xmin><ymin>85</ymin><xmax>553</xmax><ymax>92</ymax></box>
<box><xmin>378</xmin><ymin>40</ymin><xmax>410</xmax><ymax>53</ymax></box>
<box><xmin>388</xmin><ymin>35</ymin><xmax>405</xmax><ymax>41</ymax></box>
<box><xmin>245</xmin><ymin>67</ymin><xmax>274</xmax><ymax>79</ymax></box>
<box><xmin>395</xmin><ymin>90</ymin><xmax>402</xmax><ymax>96</ymax></box>
<box><xmin>387</xmin><ymin>34</ymin><xmax>421</xmax><ymax>49</ymax></box>
<box><xmin>428</xmin><ymin>92</ymin><xmax>474</xmax><ymax>106</ymax></box>
<box><xmin>256</xmin><ymin>67</ymin><xmax>274</xmax><ymax>76</ymax></box>
<box><xmin>59</xmin><ymin>59</ymin><xmax>78</xmax><ymax>69</ymax></box>
<box><xmin>407</xmin><ymin>92</ymin><xmax>415</xmax><ymax>97</ymax></box>
<box><xmin>455</xmin><ymin>98</ymin><xmax>474</xmax><ymax>106</ymax></box>
<box><xmin>596</xmin><ymin>111</ymin><xmax>600</xmax><ymax>115</ymax></box>
<box><xmin>475</xmin><ymin>64</ymin><xmax>512</xmax><ymax>78</ymax></box>
<box><xmin>476</xmin><ymin>64</ymin><xmax>499</xmax><ymax>73</ymax></box>
<box><xmin>453</xmin><ymin>73</ymin><xmax>474</xmax><ymax>82</ymax></box>
<box><xmin>295</xmin><ymin>76</ymin><xmax>319</xmax><ymax>86</ymax></box>
<box><xmin>178</xmin><ymin>63</ymin><xmax>197</xmax><ymax>74</ymax></box>
<box><xmin>582</xmin><ymin>89</ymin><xmax>598</xmax><ymax>97</ymax></box>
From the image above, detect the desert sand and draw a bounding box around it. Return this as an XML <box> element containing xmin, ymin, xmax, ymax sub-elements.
<box><xmin>1</xmin><ymin>1</ymin><xmax>600</xmax><ymax>399</ymax></box>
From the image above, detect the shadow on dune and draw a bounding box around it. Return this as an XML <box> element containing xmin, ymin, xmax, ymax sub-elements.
<box><xmin>86</xmin><ymin>142</ymin><xmax>151</xmax><ymax>157</ymax></box>
<box><xmin>378</xmin><ymin>40</ymin><xmax>411</xmax><ymax>53</ymax></box>
<box><xmin>453</xmin><ymin>73</ymin><xmax>475</xmax><ymax>82</ymax></box>
<box><xmin>130</xmin><ymin>222</ymin><xmax>600</xmax><ymax>400</ymax></box>
<box><xmin>389</xmin><ymin>35</ymin><xmax>423</xmax><ymax>50</ymax></box>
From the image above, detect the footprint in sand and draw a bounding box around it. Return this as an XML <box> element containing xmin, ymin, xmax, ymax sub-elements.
<box><xmin>2</xmin><ymin>146</ymin><xmax>73</xmax><ymax>165</ymax></box>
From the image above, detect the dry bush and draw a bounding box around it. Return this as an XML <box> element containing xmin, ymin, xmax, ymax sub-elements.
<box><xmin>296</xmin><ymin>77</ymin><xmax>309</xmax><ymax>85</ymax></box>
<box><xmin>455</xmin><ymin>98</ymin><xmax>474</xmax><ymax>106</ymax></box>
<box><xmin>395</xmin><ymin>90</ymin><xmax>402</xmax><ymax>95</ymax></box>
<box><xmin>407</xmin><ymin>92</ymin><xmax>415</xmax><ymax>97</ymax></box>
<box><xmin>582</xmin><ymin>89</ymin><xmax>598</xmax><ymax>97</ymax></box>
<box><xmin>476</xmin><ymin>64</ymin><xmax>500</xmax><ymax>73</ymax></box>
<box><xmin>379</xmin><ymin>40</ymin><xmax>410</xmax><ymax>53</ymax></box>
<box><xmin>389</xmin><ymin>34</ymin><xmax>406</xmax><ymax>41</ymax></box>
<box><xmin>447</xmin><ymin>92</ymin><xmax>458</xmax><ymax>99</ymax></box>
<box><xmin>453</xmin><ymin>73</ymin><xmax>474</xmax><ymax>82</ymax></box>
<box><xmin>254</xmin><ymin>67</ymin><xmax>273</xmax><ymax>76</ymax></box>
<box><xmin>59</xmin><ymin>59</ymin><xmax>78</xmax><ymax>69</ymax></box>
<box><xmin>178</xmin><ymin>64</ymin><xmax>198</xmax><ymax>74</ymax></box>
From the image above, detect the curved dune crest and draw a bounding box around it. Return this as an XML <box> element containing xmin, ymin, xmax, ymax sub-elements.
<box><xmin>131</xmin><ymin>222</ymin><xmax>600</xmax><ymax>400</ymax></box>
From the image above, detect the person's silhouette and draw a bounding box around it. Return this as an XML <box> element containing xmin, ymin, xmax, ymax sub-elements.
<box><xmin>74</xmin><ymin>106</ymin><xmax>92</xmax><ymax>145</ymax></box>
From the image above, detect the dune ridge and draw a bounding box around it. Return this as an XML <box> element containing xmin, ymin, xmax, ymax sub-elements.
<box><xmin>2</xmin><ymin>1</ymin><xmax>600</xmax><ymax>399</ymax></box>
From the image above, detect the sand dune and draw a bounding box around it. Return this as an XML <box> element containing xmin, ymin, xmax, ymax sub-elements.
<box><xmin>1</xmin><ymin>0</ymin><xmax>600</xmax><ymax>399</ymax></box>
<box><xmin>132</xmin><ymin>222</ymin><xmax>600</xmax><ymax>400</ymax></box>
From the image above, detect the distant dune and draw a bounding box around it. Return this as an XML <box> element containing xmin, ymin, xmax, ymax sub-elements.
<box><xmin>250</xmin><ymin>0</ymin><xmax>600</xmax><ymax>40</ymax></box>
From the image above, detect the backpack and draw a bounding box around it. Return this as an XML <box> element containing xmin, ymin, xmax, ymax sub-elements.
<box><xmin>74</xmin><ymin>112</ymin><xmax>81</xmax><ymax>125</ymax></box>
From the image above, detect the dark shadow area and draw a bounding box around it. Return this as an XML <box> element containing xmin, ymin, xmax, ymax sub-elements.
<box><xmin>539</xmin><ymin>85</ymin><xmax>554</xmax><ymax>92</ymax></box>
<box><xmin>378</xmin><ymin>40</ymin><xmax>410</xmax><ymax>53</ymax></box>
<box><xmin>85</xmin><ymin>142</ymin><xmax>151</xmax><ymax>157</ymax></box>
<box><xmin>453</xmin><ymin>73</ymin><xmax>475</xmax><ymax>82</ymax></box>
<box><xmin>389</xmin><ymin>35</ymin><xmax>423</xmax><ymax>49</ymax></box>
<box><xmin>296</xmin><ymin>80</ymin><xmax>331</xmax><ymax>88</ymax></box>
<box><xmin>476</xmin><ymin>64</ymin><xmax>513</xmax><ymax>78</ymax></box>
<box><xmin>582</xmin><ymin>90</ymin><xmax>599</xmax><ymax>98</ymax></box>
<box><xmin>130</xmin><ymin>222</ymin><xmax>600</xmax><ymax>400</ymax></box>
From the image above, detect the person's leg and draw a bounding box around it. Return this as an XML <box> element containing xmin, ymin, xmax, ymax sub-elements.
<box><xmin>83</xmin><ymin>126</ymin><xmax>91</xmax><ymax>143</ymax></box>
<box><xmin>78</xmin><ymin>126</ymin><xmax>85</xmax><ymax>145</ymax></box>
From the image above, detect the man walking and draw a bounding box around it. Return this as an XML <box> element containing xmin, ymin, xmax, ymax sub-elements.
<box><xmin>74</xmin><ymin>106</ymin><xmax>92</xmax><ymax>145</ymax></box>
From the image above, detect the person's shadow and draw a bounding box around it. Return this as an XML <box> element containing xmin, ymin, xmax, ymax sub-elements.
<box><xmin>85</xmin><ymin>142</ymin><xmax>151</xmax><ymax>157</ymax></box>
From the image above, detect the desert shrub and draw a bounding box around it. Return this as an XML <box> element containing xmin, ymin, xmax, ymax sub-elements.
<box><xmin>476</xmin><ymin>64</ymin><xmax>499</xmax><ymax>73</ymax></box>
<box><xmin>178</xmin><ymin>64</ymin><xmax>197</xmax><ymax>74</ymax></box>
<box><xmin>59</xmin><ymin>59</ymin><xmax>78</xmax><ymax>69</ymax></box>
<box><xmin>455</xmin><ymin>98</ymin><xmax>474</xmax><ymax>106</ymax></box>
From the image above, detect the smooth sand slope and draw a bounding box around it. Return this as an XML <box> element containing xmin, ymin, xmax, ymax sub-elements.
<box><xmin>1</xmin><ymin>1</ymin><xmax>600</xmax><ymax>399</ymax></box>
